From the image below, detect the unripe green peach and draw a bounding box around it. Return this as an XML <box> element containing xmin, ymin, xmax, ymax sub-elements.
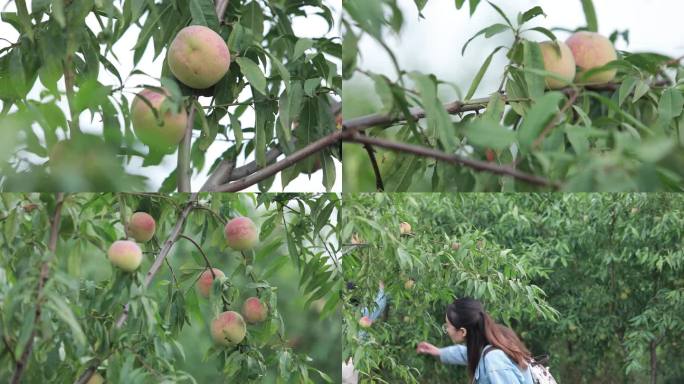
<box><xmin>211</xmin><ymin>311</ymin><xmax>247</xmax><ymax>346</ymax></box>
<box><xmin>224</xmin><ymin>217</ymin><xmax>258</xmax><ymax>250</ymax></box>
<box><xmin>167</xmin><ymin>25</ymin><xmax>231</xmax><ymax>89</ymax></box>
<box><xmin>128</xmin><ymin>212</ymin><xmax>156</xmax><ymax>243</ymax></box>
<box><xmin>539</xmin><ymin>41</ymin><xmax>576</xmax><ymax>89</ymax></box>
<box><xmin>242</xmin><ymin>297</ymin><xmax>268</xmax><ymax>323</ymax></box>
<box><xmin>107</xmin><ymin>240</ymin><xmax>142</xmax><ymax>272</ymax></box>
<box><xmin>131</xmin><ymin>88</ymin><xmax>187</xmax><ymax>149</ymax></box>
<box><xmin>566</xmin><ymin>31</ymin><xmax>617</xmax><ymax>84</ymax></box>
<box><xmin>196</xmin><ymin>268</ymin><xmax>225</xmax><ymax>298</ymax></box>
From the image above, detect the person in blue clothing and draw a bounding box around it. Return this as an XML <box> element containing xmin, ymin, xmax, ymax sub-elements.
<box><xmin>416</xmin><ymin>297</ymin><xmax>534</xmax><ymax>384</ymax></box>
<box><xmin>343</xmin><ymin>281</ymin><xmax>388</xmax><ymax>384</ymax></box>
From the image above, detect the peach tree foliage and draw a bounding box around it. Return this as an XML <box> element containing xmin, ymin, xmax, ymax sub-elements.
<box><xmin>342</xmin><ymin>0</ymin><xmax>684</xmax><ymax>192</ymax></box>
<box><xmin>0</xmin><ymin>192</ymin><xmax>341</xmax><ymax>382</ymax></box>
<box><xmin>341</xmin><ymin>193</ymin><xmax>558</xmax><ymax>383</ymax></box>
<box><xmin>343</xmin><ymin>193</ymin><xmax>684</xmax><ymax>383</ymax></box>
<box><xmin>453</xmin><ymin>193</ymin><xmax>684</xmax><ymax>383</ymax></box>
<box><xmin>0</xmin><ymin>0</ymin><xmax>341</xmax><ymax>192</ymax></box>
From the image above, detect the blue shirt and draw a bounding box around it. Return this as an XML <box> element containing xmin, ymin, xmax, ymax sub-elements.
<box><xmin>438</xmin><ymin>345</ymin><xmax>533</xmax><ymax>384</ymax></box>
<box><xmin>361</xmin><ymin>288</ymin><xmax>387</xmax><ymax>321</ymax></box>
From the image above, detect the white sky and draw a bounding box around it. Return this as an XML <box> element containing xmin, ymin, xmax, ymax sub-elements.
<box><xmin>351</xmin><ymin>0</ymin><xmax>684</xmax><ymax>103</ymax></box>
<box><xmin>0</xmin><ymin>1</ymin><xmax>342</xmax><ymax>192</ymax></box>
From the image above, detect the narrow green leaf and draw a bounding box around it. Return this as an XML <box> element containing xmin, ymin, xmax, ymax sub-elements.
<box><xmin>236</xmin><ymin>57</ymin><xmax>267</xmax><ymax>95</ymax></box>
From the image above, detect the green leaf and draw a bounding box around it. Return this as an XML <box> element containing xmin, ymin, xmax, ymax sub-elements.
<box><xmin>580</xmin><ymin>0</ymin><xmax>598</xmax><ymax>32</ymax></box>
<box><xmin>519</xmin><ymin>6</ymin><xmax>545</xmax><ymax>25</ymax></box>
<box><xmin>294</xmin><ymin>38</ymin><xmax>314</xmax><ymax>61</ymax></box>
<box><xmin>236</xmin><ymin>57</ymin><xmax>267</xmax><ymax>95</ymax></box>
<box><xmin>523</xmin><ymin>41</ymin><xmax>545</xmax><ymax>100</ymax></box>
<box><xmin>517</xmin><ymin>91</ymin><xmax>565</xmax><ymax>152</ymax></box>
<box><xmin>465</xmin><ymin>46</ymin><xmax>504</xmax><ymax>100</ymax></box>
<box><xmin>46</xmin><ymin>293</ymin><xmax>86</xmax><ymax>348</ymax></box>
<box><xmin>462</xmin><ymin>23</ymin><xmax>509</xmax><ymax>55</ymax></box>
<box><xmin>464</xmin><ymin>118</ymin><xmax>516</xmax><ymax>150</ymax></box>
<box><xmin>189</xmin><ymin>0</ymin><xmax>219</xmax><ymax>31</ymax></box>
<box><xmin>409</xmin><ymin>72</ymin><xmax>457</xmax><ymax>153</ymax></box>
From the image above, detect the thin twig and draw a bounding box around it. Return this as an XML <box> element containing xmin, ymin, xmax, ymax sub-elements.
<box><xmin>360</xmin><ymin>132</ymin><xmax>384</xmax><ymax>191</ymax></box>
<box><xmin>178</xmin><ymin>234</ymin><xmax>215</xmax><ymax>277</ymax></box>
<box><xmin>11</xmin><ymin>193</ymin><xmax>65</xmax><ymax>384</ymax></box>
<box><xmin>343</xmin><ymin>132</ymin><xmax>559</xmax><ymax>189</ymax></box>
<box><xmin>216</xmin><ymin>0</ymin><xmax>230</xmax><ymax>23</ymax></box>
<box><xmin>114</xmin><ymin>194</ymin><xmax>198</xmax><ymax>329</ymax></box>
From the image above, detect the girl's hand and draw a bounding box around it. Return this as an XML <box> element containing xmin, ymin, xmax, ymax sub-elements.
<box><xmin>416</xmin><ymin>342</ymin><xmax>440</xmax><ymax>357</ymax></box>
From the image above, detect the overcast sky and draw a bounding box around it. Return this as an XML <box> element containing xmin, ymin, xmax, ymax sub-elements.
<box><xmin>351</xmin><ymin>0</ymin><xmax>684</xmax><ymax>103</ymax></box>
<box><xmin>0</xmin><ymin>1</ymin><xmax>341</xmax><ymax>192</ymax></box>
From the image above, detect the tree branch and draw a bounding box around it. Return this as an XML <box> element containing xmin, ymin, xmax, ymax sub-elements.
<box><xmin>213</xmin><ymin>131</ymin><xmax>342</xmax><ymax>192</ymax></box>
<box><xmin>200</xmin><ymin>159</ymin><xmax>236</xmax><ymax>191</ymax></box>
<box><xmin>177</xmin><ymin>104</ymin><xmax>195</xmax><ymax>193</ymax></box>
<box><xmin>11</xmin><ymin>193</ymin><xmax>65</xmax><ymax>384</ymax></box>
<box><xmin>532</xmin><ymin>89</ymin><xmax>579</xmax><ymax>150</ymax></box>
<box><xmin>343</xmin><ymin>132</ymin><xmax>559</xmax><ymax>189</ymax></box>
<box><xmin>114</xmin><ymin>194</ymin><xmax>198</xmax><ymax>329</ymax></box>
<box><xmin>342</xmin><ymin>82</ymin><xmax>667</xmax><ymax>133</ymax></box>
<box><xmin>216</xmin><ymin>0</ymin><xmax>230</xmax><ymax>23</ymax></box>
<box><xmin>361</xmin><ymin>133</ymin><xmax>384</xmax><ymax>191</ymax></box>
<box><xmin>64</xmin><ymin>54</ymin><xmax>80</xmax><ymax>137</ymax></box>
<box><xmin>178</xmin><ymin>234</ymin><xmax>215</xmax><ymax>276</ymax></box>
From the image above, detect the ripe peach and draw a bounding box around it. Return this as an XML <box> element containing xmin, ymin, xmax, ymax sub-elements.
<box><xmin>107</xmin><ymin>240</ymin><xmax>143</xmax><ymax>272</ymax></box>
<box><xmin>128</xmin><ymin>212</ymin><xmax>156</xmax><ymax>242</ymax></box>
<box><xmin>358</xmin><ymin>316</ymin><xmax>372</xmax><ymax>328</ymax></box>
<box><xmin>539</xmin><ymin>41</ymin><xmax>576</xmax><ymax>89</ymax></box>
<box><xmin>566</xmin><ymin>31</ymin><xmax>617</xmax><ymax>84</ymax></box>
<box><xmin>224</xmin><ymin>217</ymin><xmax>258</xmax><ymax>250</ymax></box>
<box><xmin>196</xmin><ymin>268</ymin><xmax>225</xmax><ymax>298</ymax></box>
<box><xmin>242</xmin><ymin>297</ymin><xmax>268</xmax><ymax>323</ymax></box>
<box><xmin>404</xmin><ymin>279</ymin><xmax>415</xmax><ymax>290</ymax></box>
<box><xmin>399</xmin><ymin>222</ymin><xmax>411</xmax><ymax>235</ymax></box>
<box><xmin>86</xmin><ymin>373</ymin><xmax>105</xmax><ymax>384</ymax></box>
<box><xmin>131</xmin><ymin>88</ymin><xmax>187</xmax><ymax>149</ymax></box>
<box><xmin>211</xmin><ymin>311</ymin><xmax>246</xmax><ymax>346</ymax></box>
<box><xmin>451</xmin><ymin>242</ymin><xmax>461</xmax><ymax>251</ymax></box>
<box><xmin>167</xmin><ymin>25</ymin><xmax>231</xmax><ymax>89</ymax></box>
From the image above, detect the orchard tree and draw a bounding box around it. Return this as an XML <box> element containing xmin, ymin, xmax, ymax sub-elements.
<box><xmin>0</xmin><ymin>192</ymin><xmax>342</xmax><ymax>383</ymax></box>
<box><xmin>344</xmin><ymin>193</ymin><xmax>684</xmax><ymax>383</ymax></box>
<box><xmin>342</xmin><ymin>0</ymin><xmax>684</xmax><ymax>192</ymax></box>
<box><xmin>0</xmin><ymin>0</ymin><xmax>341</xmax><ymax>192</ymax></box>
<box><xmin>341</xmin><ymin>193</ymin><xmax>558</xmax><ymax>383</ymax></box>
<box><xmin>451</xmin><ymin>193</ymin><xmax>684</xmax><ymax>383</ymax></box>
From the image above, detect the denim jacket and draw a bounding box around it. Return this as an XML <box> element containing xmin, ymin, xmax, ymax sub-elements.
<box><xmin>438</xmin><ymin>345</ymin><xmax>533</xmax><ymax>384</ymax></box>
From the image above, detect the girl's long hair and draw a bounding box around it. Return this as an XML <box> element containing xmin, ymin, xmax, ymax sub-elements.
<box><xmin>446</xmin><ymin>298</ymin><xmax>531</xmax><ymax>378</ymax></box>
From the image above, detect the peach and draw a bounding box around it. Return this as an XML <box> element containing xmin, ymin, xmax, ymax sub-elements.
<box><xmin>566</xmin><ymin>31</ymin><xmax>617</xmax><ymax>84</ymax></box>
<box><xmin>131</xmin><ymin>88</ymin><xmax>187</xmax><ymax>149</ymax></box>
<box><xmin>224</xmin><ymin>217</ymin><xmax>258</xmax><ymax>250</ymax></box>
<box><xmin>167</xmin><ymin>25</ymin><xmax>231</xmax><ymax>89</ymax></box>
<box><xmin>451</xmin><ymin>242</ymin><xmax>461</xmax><ymax>251</ymax></box>
<box><xmin>399</xmin><ymin>222</ymin><xmax>411</xmax><ymax>235</ymax></box>
<box><xmin>196</xmin><ymin>268</ymin><xmax>225</xmax><ymax>298</ymax></box>
<box><xmin>211</xmin><ymin>311</ymin><xmax>246</xmax><ymax>346</ymax></box>
<box><xmin>539</xmin><ymin>41</ymin><xmax>576</xmax><ymax>89</ymax></box>
<box><xmin>404</xmin><ymin>279</ymin><xmax>415</xmax><ymax>290</ymax></box>
<box><xmin>358</xmin><ymin>316</ymin><xmax>372</xmax><ymax>328</ymax></box>
<box><xmin>86</xmin><ymin>373</ymin><xmax>105</xmax><ymax>384</ymax></box>
<box><xmin>241</xmin><ymin>297</ymin><xmax>268</xmax><ymax>323</ymax></box>
<box><xmin>128</xmin><ymin>212</ymin><xmax>156</xmax><ymax>242</ymax></box>
<box><xmin>107</xmin><ymin>240</ymin><xmax>142</xmax><ymax>272</ymax></box>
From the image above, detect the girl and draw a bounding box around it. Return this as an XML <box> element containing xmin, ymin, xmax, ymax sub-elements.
<box><xmin>416</xmin><ymin>298</ymin><xmax>533</xmax><ymax>384</ymax></box>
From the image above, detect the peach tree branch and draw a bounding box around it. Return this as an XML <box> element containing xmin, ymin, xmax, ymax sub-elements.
<box><xmin>177</xmin><ymin>102</ymin><xmax>195</xmax><ymax>192</ymax></box>
<box><xmin>11</xmin><ymin>193</ymin><xmax>65</xmax><ymax>384</ymax></box>
<box><xmin>114</xmin><ymin>193</ymin><xmax>198</xmax><ymax>328</ymax></box>
<box><xmin>214</xmin><ymin>130</ymin><xmax>343</xmax><ymax>191</ymax></box>
<box><xmin>343</xmin><ymin>131</ymin><xmax>559</xmax><ymax>189</ymax></box>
